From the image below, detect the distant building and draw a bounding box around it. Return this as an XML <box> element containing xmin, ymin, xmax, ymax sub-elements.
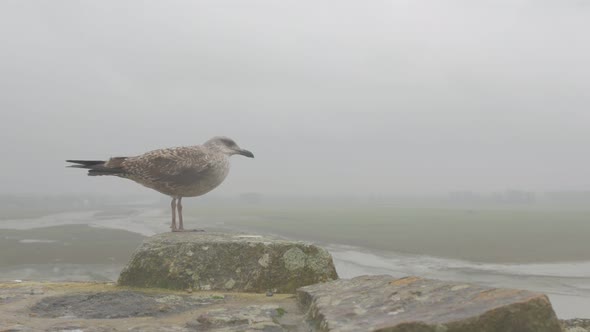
<box><xmin>448</xmin><ymin>190</ymin><xmax>536</xmax><ymax>206</ymax></box>
<box><xmin>491</xmin><ymin>190</ymin><xmax>536</xmax><ymax>205</ymax></box>
<box><xmin>448</xmin><ymin>191</ymin><xmax>483</xmax><ymax>204</ymax></box>
<box><xmin>543</xmin><ymin>191</ymin><xmax>590</xmax><ymax>205</ymax></box>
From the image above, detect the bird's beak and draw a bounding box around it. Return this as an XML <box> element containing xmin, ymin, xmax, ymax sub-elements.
<box><xmin>238</xmin><ymin>149</ymin><xmax>254</xmax><ymax>158</ymax></box>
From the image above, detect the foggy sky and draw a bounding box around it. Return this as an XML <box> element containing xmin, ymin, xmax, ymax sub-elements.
<box><xmin>1</xmin><ymin>0</ymin><xmax>589</xmax><ymax>196</ymax></box>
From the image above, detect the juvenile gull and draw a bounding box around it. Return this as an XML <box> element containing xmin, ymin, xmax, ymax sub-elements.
<box><xmin>66</xmin><ymin>136</ymin><xmax>254</xmax><ymax>232</ymax></box>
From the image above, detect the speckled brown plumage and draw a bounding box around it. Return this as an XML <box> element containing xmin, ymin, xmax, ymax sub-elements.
<box><xmin>67</xmin><ymin>136</ymin><xmax>254</xmax><ymax>232</ymax></box>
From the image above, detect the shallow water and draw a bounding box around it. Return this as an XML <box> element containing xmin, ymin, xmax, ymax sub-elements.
<box><xmin>1</xmin><ymin>208</ymin><xmax>589</xmax><ymax>319</ymax></box>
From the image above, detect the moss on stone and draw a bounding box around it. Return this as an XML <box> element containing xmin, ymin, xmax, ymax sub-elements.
<box><xmin>118</xmin><ymin>232</ymin><xmax>338</xmax><ymax>293</ymax></box>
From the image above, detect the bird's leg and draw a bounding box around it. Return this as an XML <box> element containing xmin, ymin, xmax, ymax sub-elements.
<box><xmin>170</xmin><ymin>197</ymin><xmax>177</xmax><ymax>231</ymax></box>
<box><xmin>173</xmin><ymin>198</ymin><xmax>204</xmax><ymax>233</ymax></box>
<box><xmin>177</xmin><ymin>197</ymin><xmax>184</xmax><ymax>231</ymax></box>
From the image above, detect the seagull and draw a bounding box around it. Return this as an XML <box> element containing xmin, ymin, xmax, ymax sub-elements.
<box><xmin>66</xmin><ymin>136</ymin><xmax>254</xmax><ymax>232</ymax></box>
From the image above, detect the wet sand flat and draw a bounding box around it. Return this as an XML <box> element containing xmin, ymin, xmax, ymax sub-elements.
<box><xmin>1</xmin><ymin>206</ymin><xmax>590</xmax><ymax>319</ymax></box>
<box><xmin>183</xmin><ymin>205</ymin><xmax>590</xmax><ymax>264</ymax></box>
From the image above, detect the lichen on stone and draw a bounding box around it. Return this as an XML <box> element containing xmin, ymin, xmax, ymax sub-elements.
<box><xmin>224</xmin><ymin>279</ymin><xmax>236</xmax><ymax>290</ymax></box>
<box><xmin>258</xmin><ymin>253</ymin><xmax>270</xmax><ymax>267</ymax></box>
<box><xmin>282</xmin><ymin>247</ymin><xmax>306</xmax><ymax>271</ymax></box>
<box><xmin>118</xmin><ymin>232</ymin><xmax>338</xmax><ymax>293</ymax></box>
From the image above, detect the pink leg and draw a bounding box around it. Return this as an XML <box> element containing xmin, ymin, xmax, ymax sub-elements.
<box><xmin>170</xmin><ymin>197</ymin><xmax>177</xmax><ymax>231</ymax></box>
<box><xmin>177</xmin><ymin>197</ymin><xmax>184</xmax><ymax>231</ymax></box>
<box><xmin>172</xmin><ymin>197</ymin><xmax>204</xmax><ymax>233</ymax></box>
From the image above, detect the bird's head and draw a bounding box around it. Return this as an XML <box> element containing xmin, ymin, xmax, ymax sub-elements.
<box><xmin>205</xmin><ymin>136</ymin><xmax>254</xmax><ymax>158</ymax></box>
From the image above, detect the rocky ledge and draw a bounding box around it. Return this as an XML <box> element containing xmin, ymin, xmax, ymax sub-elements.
<box><xmin>0</xmin><ymin>232</ymin><xmax>581</xmax><ymax>331</ymax></box>
<box><xmin>562</xmin><ymin>319</ymin><xmax>590</xmax><ymax>332</ymax></box>
<box><xmin>298</xmin><ymin>275</ymin><xmax>563</xmax><ymax>332</ymax></box>
<box><xmin>0</xmin><ymin>276</ymin><xmax>573</xmax><ymax>332</ymax></box>
<box><xmin>118</xmin><ymin>232</ymin><xmax>338</xmax><ymax>293</ymax></box>
<box><xmin>0</xmin><ymin>281</ymin><xmax>303</xmax><ymax>332</ymax></box>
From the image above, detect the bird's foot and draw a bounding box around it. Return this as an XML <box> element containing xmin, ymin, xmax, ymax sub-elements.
<box><xmin>172</xmin><ymin>228</ymin><xmax>205</xmax><ymax>233</ymax></box>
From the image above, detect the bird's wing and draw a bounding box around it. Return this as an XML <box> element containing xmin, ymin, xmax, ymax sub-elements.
<box><xmin>123</xmin><ymin>147</ymin><xmax>213</xmax><ymax>185</ymax></box>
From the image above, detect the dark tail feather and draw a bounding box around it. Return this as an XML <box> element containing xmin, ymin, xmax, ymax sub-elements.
<box><xmin>66</xmin><ymin>159</ymin><xmax>125</xmax><ymax>176</ymax></box>
<box><xmin>87</xmin><ymin>168</ymin><xmax>125</xmax><ymax>176</ymax></box>
<box><xmin>66</xmin><ymin>160</ymin><xmax>105</xmax><ymax>168</ymax></box>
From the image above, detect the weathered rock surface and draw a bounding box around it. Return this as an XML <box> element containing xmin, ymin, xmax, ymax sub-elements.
<box><xmin>0</xmin><ymin>278</ymin><xmax>574</xmax><ymax>332</ymax></box>
<box><xmin>562</xmin><ymin>319</ymin><xmax>590</xmax><ymax>332</ymax></box>
<box><xmin>187</xmin><ymin>304</ymin><xmax>290</xmax><ymax>331</ymax></box>
<box><xmin>0</xmin><ymin>281</ymin><xmax>304</xmax><ymax>332</ymax></box>
<box><xmin>30</xmin><ymin>290</ymin><xmax>222</xmax><ymax>319</ymax></box>
<box><xmin>297</xmin><ymin>275</ymin><xmax>563</xmax><ymax>332</ymax></box>
<box><xmin>118</xmin><ymin>232</ymin><xmax>338</xmax><ymax>293</ymax></box>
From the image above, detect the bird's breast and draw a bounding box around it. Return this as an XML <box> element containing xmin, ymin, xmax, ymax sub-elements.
<box><xmin>180</xmin><ymin>158</ymin><xmax>230</xmax><ymax>197</ymax></box>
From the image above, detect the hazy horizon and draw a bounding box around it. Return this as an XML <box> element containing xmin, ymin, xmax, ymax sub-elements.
<box><xmin>1</xmin><ymin>0</ymin><xmax>589</xmax><ymax>197</ymax></box>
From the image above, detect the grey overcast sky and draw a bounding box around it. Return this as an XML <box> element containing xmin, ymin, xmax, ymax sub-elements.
<box><xmin>0</xmin><ymin>0</ymin><xmax>589</xmax><ymax>196</ymax></box>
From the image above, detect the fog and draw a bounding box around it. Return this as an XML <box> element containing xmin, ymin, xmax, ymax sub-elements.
<box><xmin>1</xmin><ymin>0</ymin><xmax>589</xmax><ymax>196</ymax></box>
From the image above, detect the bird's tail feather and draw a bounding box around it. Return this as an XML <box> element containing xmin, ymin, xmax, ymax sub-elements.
<box><xmin>66</xmin><ymin>159</ymin><xmax>125</xmax><ymax>176</ymax></box>
<box><xmin>66</xmin><ymin>160</ymin><xmax>105</xmax><ymax>168</ymax></box>
<box><xmin>87</xmin><ymin>168</ymin><xmax>125</xmax><ymax>176</ymax></box>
